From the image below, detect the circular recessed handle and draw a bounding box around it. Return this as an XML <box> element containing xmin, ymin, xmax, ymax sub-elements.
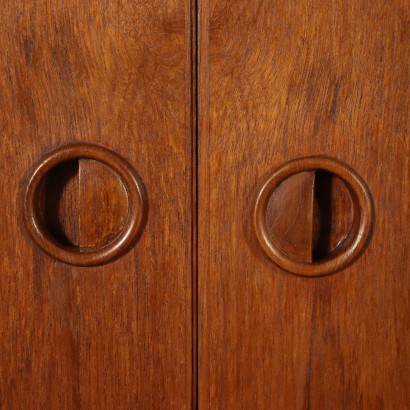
<box><xmin>253</xmin><ymin>156</ymin><xmax>373</xmax><ymax>276</ymax></box>
<box><xmin>23</xmin><ymin>143</ymin><xmax>148</xmax><ymax>267</ymax></box>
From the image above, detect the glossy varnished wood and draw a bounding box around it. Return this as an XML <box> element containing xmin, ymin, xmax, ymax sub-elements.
<box><xmin>199</xmin><ymin>0</ymin><xmax>409</xmax><ymax>408</ymax></box>
<box><xmin>0</xmin><ymin>1</ymin><xmax>193</xmax><ymax>408</ymax></box>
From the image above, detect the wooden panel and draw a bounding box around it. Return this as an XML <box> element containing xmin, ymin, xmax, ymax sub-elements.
<box><xmin>0</xmin><ymin>1</ymin><xmax>193</xmax><ymax>408</ymax></box>
<box><xmin>199</xmin><ymin>0</ymin><xmax>409</xmax><ymax>408</ymax></box>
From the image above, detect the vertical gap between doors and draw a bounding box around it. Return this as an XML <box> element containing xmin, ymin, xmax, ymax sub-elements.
<box><xmin>191</xmin><ymin>0</ymin><xmax>199</xmax><ymax>407</ymax></box>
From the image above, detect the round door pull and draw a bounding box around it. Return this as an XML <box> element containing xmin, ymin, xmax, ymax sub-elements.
<box><xmin>23</xmin><ymin>143</ymin><xmax>148</xmax><ymax>267</ymax></box>
<box><xmin>253</xmin><ymin>156</ymin><xmax>373</xmax><ymax>276</ymax></box>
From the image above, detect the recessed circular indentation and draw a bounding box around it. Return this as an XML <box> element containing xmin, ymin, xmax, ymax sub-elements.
<box><xmin>23</xmin><ymin>143</ymin><xmax>148</xmax><ymax>267</ymax></box>
<box><xmin>253</xmin><ymin>156</ymin><xmax>373</xmax><ymax>276</ymax></box>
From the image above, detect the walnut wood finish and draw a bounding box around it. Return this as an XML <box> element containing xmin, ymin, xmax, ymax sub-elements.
<box><xmin>198</xmin><ymin>0</ymin><xmax>409</xmax><ymax>408</ymax></box>
<box><xmin>0</xmin><ymin>1</ymin><xmax>194</xmax><ymax>408</ymax></box>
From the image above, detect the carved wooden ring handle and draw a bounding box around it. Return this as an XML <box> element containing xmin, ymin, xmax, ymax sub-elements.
<box><xmin>253</xmin><ymin>156</ymin><xmax>373</xmax><ymax>276</ymax></box>
<box><xmin>23</xmin><ymin>143</ymin><xmax>148</xmax><ymax>267</ymax></box>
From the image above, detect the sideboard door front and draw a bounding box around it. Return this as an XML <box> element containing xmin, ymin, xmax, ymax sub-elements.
<box><xmin>0</xmin><ymin>1</ymin><xmax>194</xmax><ymax>408</ymax></box>
<box><xmin>198</xmin><ymin>1</ymin><xmax>409</xmax><ymax>408</ymax></box>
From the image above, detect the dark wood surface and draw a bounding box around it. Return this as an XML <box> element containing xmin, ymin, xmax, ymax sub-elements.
<box><xmin>199</xmin><ymin>0</ymin><xmax>409</xmax><ymax>408</ymax></box>
<box><xmin>0</xmin><ymin>1</ymin><xmax>194</xmax><ymax>408</ymax></box>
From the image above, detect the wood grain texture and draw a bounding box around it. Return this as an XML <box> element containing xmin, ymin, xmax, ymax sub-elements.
<box><xmin>78</xmin><ymin>159</ymin><xmax>128</xmax><ymax>249</ymax></box>
<box><xmin>0</xmin><ymin>0</ymin><xmax>193</xmax><ymax>408</ymax></box>
<box><xmin>266</xmin><ymin>171</ymin><xmax>316</xmax><ymax>262</ymax></box>
<box><xmin>39</xmin><ymin>158</ymin><xmax>129</xmax><ymax>250</ymax></box>
<box><xmin>199</xmin><ymin>0</ymin><xmax>409</xmax><ymax>408</ymax></box>
<box><xmin>23</xmin><ymin>143</ymin><xmax>149</xmax><ymax>267</ymax></box>
<box><xmin>265</xmin><ymin>169</ymin><xmax>355</xmax><ymax>264</ymax></box>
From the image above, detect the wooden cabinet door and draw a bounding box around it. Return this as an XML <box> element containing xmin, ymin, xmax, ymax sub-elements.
<box><xmin>198</xmin><ymin>0</ymin><xmax>409</xmax><ymax>408</ymax></box>
<box><xmin>0</xmin><ymin>1</ymin><xmax>194</xmax><ymax>408</ymax></box>
<box><xmin>1</xmin><ymin>1</ymin><xmax>409</xmax><ymax>408</ymax></box>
